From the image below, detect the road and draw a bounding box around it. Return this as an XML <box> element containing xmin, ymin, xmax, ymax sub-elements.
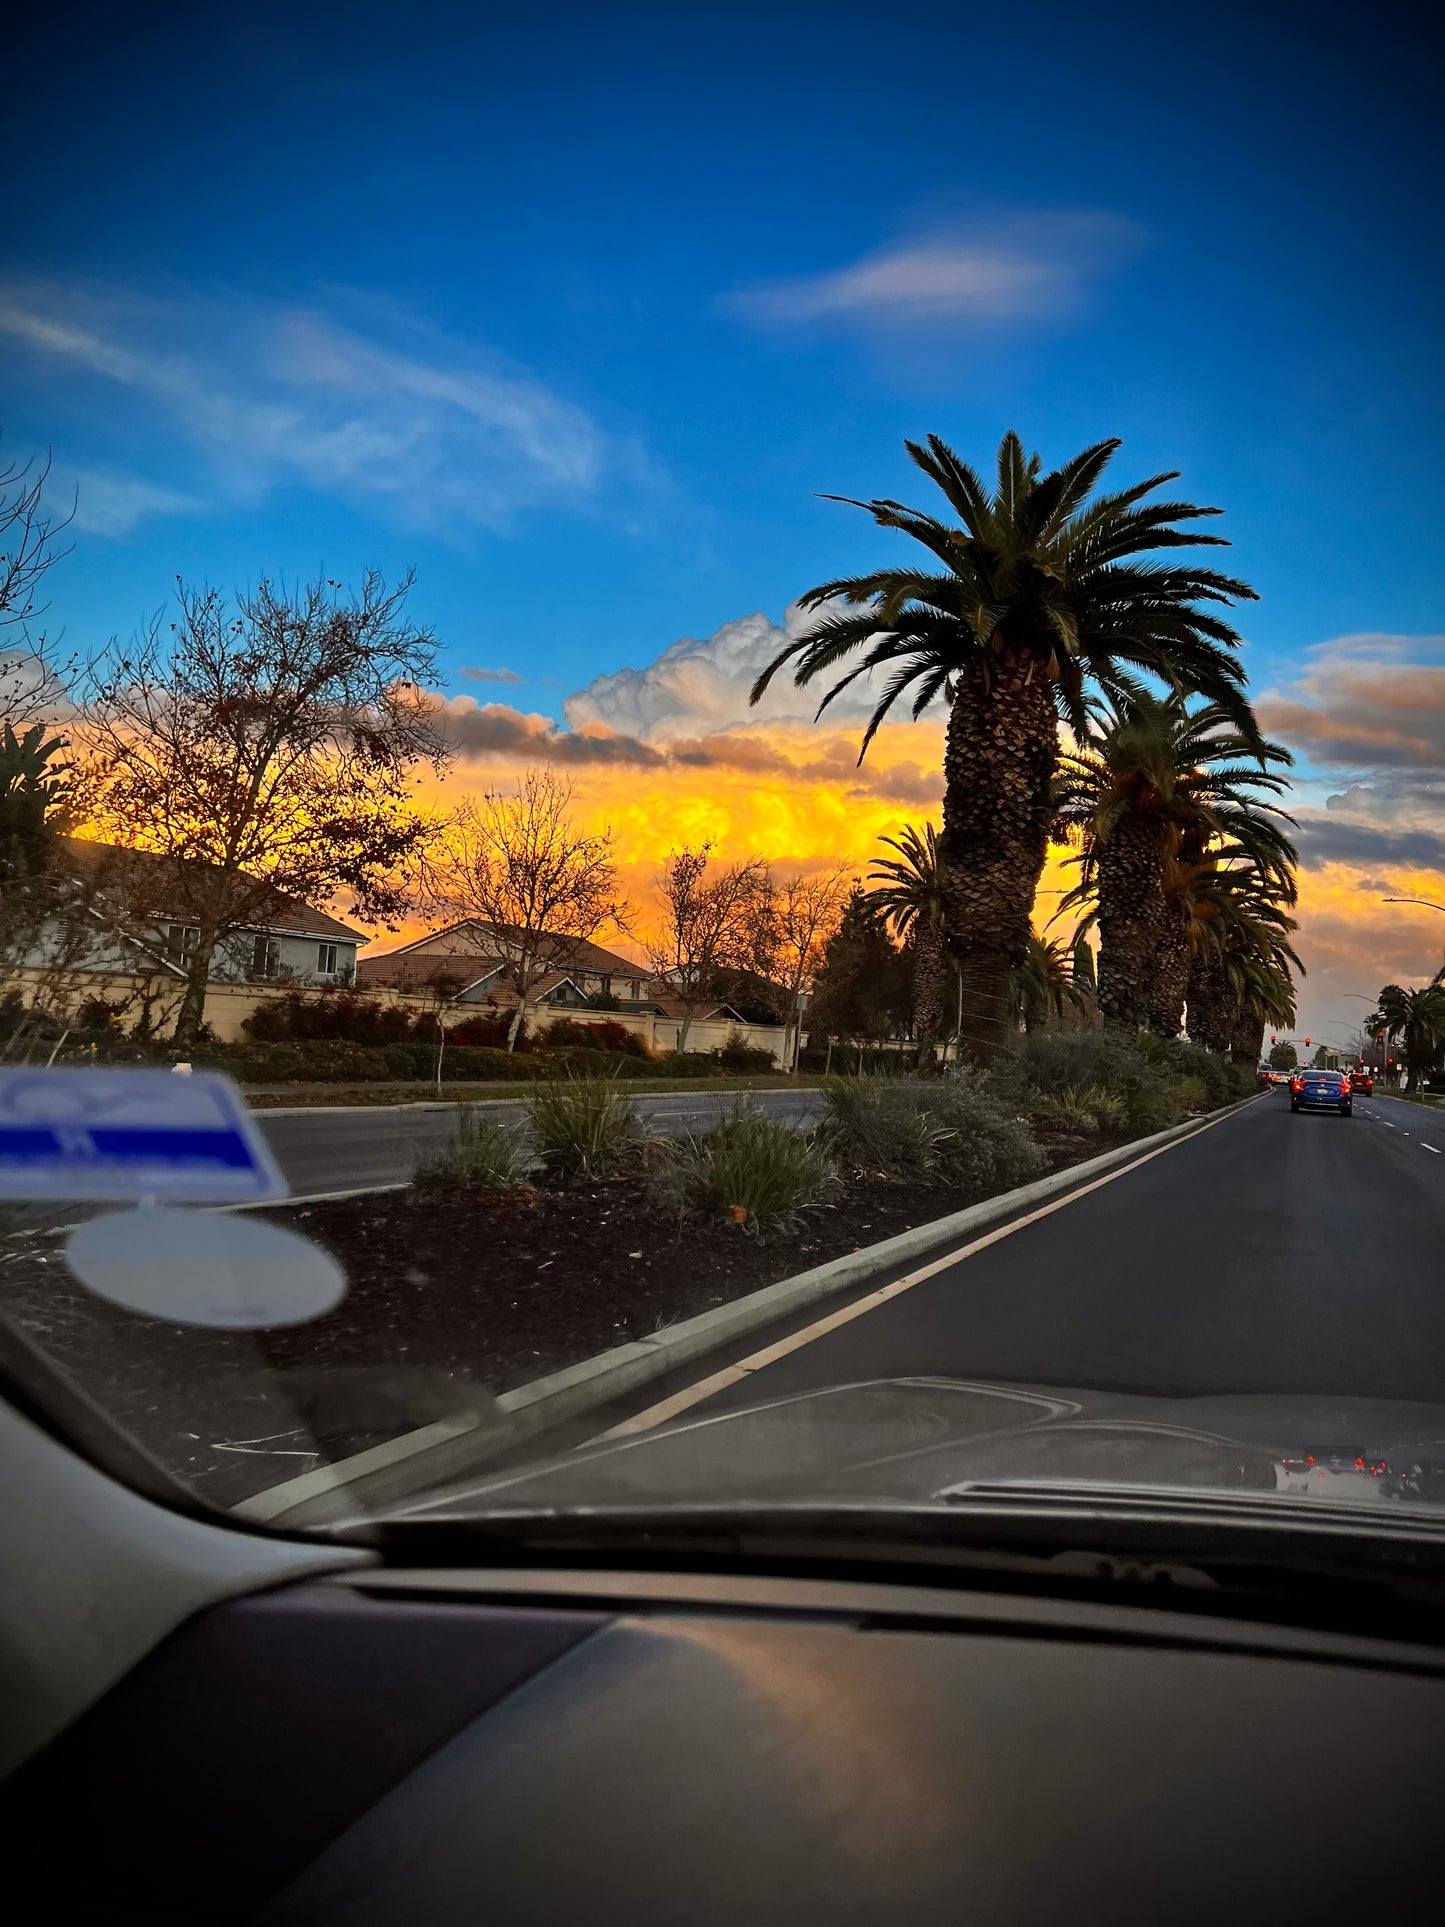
<box><xmin>607</xmin><ymin>1087</ymin><xmax>1445</xmax><ymax>1426</ymax></box>
<box><xmin>258</xmin><ymin>1087</ymin><xmax>826</xmax><ymax>1197</ymax></box>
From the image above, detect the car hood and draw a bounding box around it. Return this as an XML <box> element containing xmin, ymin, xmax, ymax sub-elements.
<box><xmin>399</xmin><ymin>1378</ymin><xmax>1445</xmax><ymax>1520</ymax></box>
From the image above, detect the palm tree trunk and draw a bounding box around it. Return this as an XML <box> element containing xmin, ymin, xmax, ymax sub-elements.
<box><xmin>1186</xmin><ymin>950</ymin><xmax>1226</xmax><ymax>1051</ymax></box>
<box><xmin>1148</xmin><ymin>896</ymin><xmax>1191</xmax><ymax>1038</ymax></box>
<box><xmin>939</xmin><ymin>649</ymin><xmax>1058</xmax><ymax>1063</ymax></box>
<box><xmin>1095</xmin><ymin>818</ymin><xmax>1167</xmax><ymax>1032</ymax></box>
<box><xmin>911</xmin><ymin>919</ymin><xmax>946</xmax><ymax>1068</ymax></box>
<box><xmin>1231</xmin><ymin>1012</ymin><xmax>1265</xmax><ymax>1066</ymax></box>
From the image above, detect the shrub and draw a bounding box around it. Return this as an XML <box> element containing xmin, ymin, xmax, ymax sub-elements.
<box><xmin>1137</xmin><ymin>1034</ymin><xmax>1249</xmax><ymax>1109</ymax></box>
<box><xmin>822</xmin><ymin>1077</ymin><xmax>1046</xmax><ymax>1199</ymax></box>
<box><xmin>648</xmin><ymin>1102</ymin><xmax>837</xmax><ymax>1240</ymax></box>
<box><xmin>997</xmin><ymin>1029</ymin><xmax>1211</xmax><ymax>1137</ymax></box>
<box><xmin>243</xmin><ymin>990</ymin><xmax>416</xmax><ymax>1046</ymax></box>
<box><xmin>525</xmin><ymin>1078</ymin><xmax>641</xmax><ymax>1179</ymax></box>
<box><xmin>653</xmin><ymin>1050</ymin><xmax>725</xmax><ymax>1078</ymax></box>
<box><xmin>1170</xmin><ymin>1074</ymin><xmax>1209</xmax><ymax>1116</ymax></box>
<box><xmin>445</xmin><ymin>1009</ymin><xmax>518</xmax><ymax>1049</ymax></box>
<box><xmin>715</xmin><ymin>1029</ymin><xmax>778</xmax><ymax>1073</ymax></box>
<box><xmin>1032</xmin><ymin>1085</ymin><xmax>1128</xmax><ymax>1135</ymax></box>
<box><xmin>820</xmin><ymin>1077</ymin><xmax>959</xmax><ymax>1179</ymax></box>
<box><xmin>413</xmin><ymin>1107</ymin><xmax>538</xmax><ymax>1197</ymax></box>
<box><xmin>540</xmin><ymin>1016</ymin><xmax>651</xmax><ymax>1057</ymax></box>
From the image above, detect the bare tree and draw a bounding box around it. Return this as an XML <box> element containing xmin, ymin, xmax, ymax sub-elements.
<box><xmin>648</xmin><ymin>845</ymin><xmax>773</xmax><ymax>1054</ymax></box>
<box><xmin>428</xmin><ymin>768</ymin><xmax>625</xmax><ymax>1051</ymax></box>
<box><xmin>770</xmin><ymin>867</ymin><xmax>853</xmax><ymax>1070</ymax></box>
<box><xmin>0</xmin><ymin>437</ymin><xmax>78</xmax><ymax>729</ymax></box>
<box><xmin>79</xmin><ymin>570</ymin><xmax>448</xmax><ymax>1049</ymax></box>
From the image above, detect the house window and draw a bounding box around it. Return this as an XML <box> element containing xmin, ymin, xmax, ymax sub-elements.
<box><xmin>165</xmin><ymin>923</ymin><xmax>200</xmax><ymax>962</ymax></box>
<box><xmin>628</xmin><ymin>979</ymin><xmax>639</xmax><ymax>999</ymax></box>
<box><xmin>600</xmin><ymin>974</ymin><xmax>612</xmax><ymax>995</ymax></box>
<box><xmin>249</xmin><ymin>934</ymin><xmax>280</xmax><ymax>979</ymax></box>
<box><xmin>317</xmin><ymin>942</ymin><xmax>339</xmax><ymax>976</ymax></box>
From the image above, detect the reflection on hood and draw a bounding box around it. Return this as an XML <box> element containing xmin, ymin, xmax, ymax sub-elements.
<box><xmin>402</xmin><ymin>1379</ymin><xmax>1445</xmax><ymax>1520</ymax></box>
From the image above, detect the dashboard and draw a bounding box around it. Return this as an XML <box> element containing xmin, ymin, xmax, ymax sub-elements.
<box><xmin>4</xmin><ymin>1561</ymin><xmax>1442</xmax><ymax>1923</ymax></box>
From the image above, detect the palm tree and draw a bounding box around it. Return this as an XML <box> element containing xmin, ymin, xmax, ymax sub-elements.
<box><xmin>1185</xmin><ymin>852</ymin><xmax>1302</xmax><ymax>1061</ymax></box>
<box><xmin>0</xmin><ymin>721</ymin><xmax>70</xmax><ymax>881</ymax></box>
<box><xmin>752</xmin><ymin>431</ymin><xmax>1258</xmax><ymax>1060</ymax></box>
<box><xmin>1054</xmin><ymin>692</ymin><xmax>1295</xmax><ymax>1036</ymax></box>
<box><xmin>1008</xmin><ymin>934</ymin><xmax>1086</xmax><ymax>1034</ymax></box>
<box><xmin>1374</xmin><ymin>983</ymin><xmax>1445</xmax><ymax>1092</ymax></box>
<box><xmin>866</xmin><ymin>822</ymin><xmax>947</xmax><ymax>1061</ymax></box>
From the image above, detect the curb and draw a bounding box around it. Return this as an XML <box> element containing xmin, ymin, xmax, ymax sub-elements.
<box><xmin>250</xmin><ymin>1082</ymin><xmax>826</xmax><ymax>1119</ymax></box>
<box><xmin>235</xmin><ymin>1091</ymin><xmax>1260</xmax><ymax>1529</ymax></box>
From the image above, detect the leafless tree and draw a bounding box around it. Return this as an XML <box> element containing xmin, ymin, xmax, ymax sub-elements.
<box><xmin>78</xmin><ymin>570</ymin><xmax>448</xmax><ymax>1049</ymax></box>
<box><xmin>0</xmin><ymin>437</ymin><xmax>78</xmax><ymax>729</ymax></box>
<box><xmin>769</xmin><ymin>867</ymin><xmax>853</xmax><ymax>1070</ymax></box>
<box><xmin>428</xmin><ymin>768</ymin><xmax>625</xmax><ymax>1051</ymax></box>
<box><xmin>648</xmin><ymin>844</ymin><xmax>774</xmax><ymax>1054</ymax></box>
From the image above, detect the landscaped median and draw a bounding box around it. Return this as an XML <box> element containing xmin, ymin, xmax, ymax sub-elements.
<box><xmin>0</xmin><ymin>1031</ymin><xmax>1258</xmax><ymax>1520</ymax></box>
<box><xmin>237</xmin><ymin>1086</ymin><xmax>1260</xmax><ymax>1528</ymax></box>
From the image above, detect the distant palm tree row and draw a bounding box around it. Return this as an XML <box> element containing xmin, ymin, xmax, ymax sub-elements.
<box><xmin>755</xmin><ymin>430</ymin><xmax>1301</xmax><ymax>1062</ymax></box>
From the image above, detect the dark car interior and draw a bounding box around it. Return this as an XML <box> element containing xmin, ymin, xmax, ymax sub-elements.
<box><xmin>3</xmin><ymin>1386</ymin><xmax>1444</xmax><ymax>1926</ymax></box>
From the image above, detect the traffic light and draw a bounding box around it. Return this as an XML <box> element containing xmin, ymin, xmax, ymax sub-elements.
<box><xmin>1304</xmin><ymin>1038</ymin><xmax>1310</xmax><ymax>1047</ymax></box>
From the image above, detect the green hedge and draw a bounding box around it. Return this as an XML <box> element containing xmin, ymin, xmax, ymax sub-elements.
<box><xmin>189</xmin><ymin>1038</ymin><xmax>774</xmax><ymax>1084</ymax></box>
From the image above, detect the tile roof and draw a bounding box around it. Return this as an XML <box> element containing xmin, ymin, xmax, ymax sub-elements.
<box><xmin>355</xmin><ymin>948</ymin><xmax>506</xmax><ymax>993</ymax></box>
<box><xmin>385</xmin><ymin>919</ymin><xmax>646</xmax><ymax>980</ymax></box>
<box><xmin>60</xmin><ymin>839</ymin><xmax>366</xmax><ymax>943</ymax></box>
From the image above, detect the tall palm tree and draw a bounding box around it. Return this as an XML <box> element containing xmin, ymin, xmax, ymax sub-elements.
<box><xmin>866</xmin><ymin>822</ymin><xmax>946</xmax><ymax>1060</ymax></box>
<box><xmin>1054</xmin><ymin>692</ymin><xmax>1295</xmax><ymax>1036</ymax></box>
<box><xmin>1374</xmin><ymin>983</ymin><xmax>1445</xmax><ymax>1092</ymax></box>
<box><xmin>1185</xmin><ymin>852</ymin><xmax>1302</xmax><ymax>1060</ymax></box>
<box><xmin>752</xmin><ymin>431</ymin><xmax>1258</xmax><ymax>1060</ymax></box>
<box><xmin>1008</xmin><ymin>934</ymin><xmax>1086</xmax><ymax>1034</ymax></box>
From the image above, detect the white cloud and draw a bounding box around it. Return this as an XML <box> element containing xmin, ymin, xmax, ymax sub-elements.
<box><xmin>70</xmin><ymin>470</ymin><xmax>201</xmax><ymax>537</ymax></box>
<box><xmin>725</xmin><ymin>212</ymin><xmax>1138</xmax><ymax>332</ymax></box>
<box><xmin>0</xmin><ymin>283</ymin><xmax>624</xmax><ymax>535</ymax></box>
<box><xmin>563</xmin><ymin>603</ymin><xmax>908</xmax><ymax>742</ymax></box>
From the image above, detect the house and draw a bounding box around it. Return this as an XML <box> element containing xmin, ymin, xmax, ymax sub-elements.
<box><xmin>356</xmin><ymin>920</ymin><xmax>652</xmax><ymax>1007</ymax></box>
<box><xmin>4</xmin><ymin>839</ymin><xmax>369</xmax><ymax>1043</ymax></box>
<box><xmin>58</xmin><ymin>840</ymin><xmax>367</xmax><ymax>988</ymax></box>
<box><xmin>358</xmin><ymin>918</ymin><xmax>780</xmax><ymax>1058</ymax></box>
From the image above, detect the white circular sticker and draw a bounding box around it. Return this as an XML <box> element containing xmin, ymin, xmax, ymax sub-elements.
<box><xmin>65</xmin><ymin>1209</ymin><xmax>347</xmax><ymax>1329</ymax></box>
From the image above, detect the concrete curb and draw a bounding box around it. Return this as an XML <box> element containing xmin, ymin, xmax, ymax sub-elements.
<box><xmin>251</xmin><ymin>1082</ymin><xmax>826</xmax><ymax>1119</ymax></box>
<box><xmin>234</xmin><ymin>1092</ymin><xmax>1261</xmax><ymax>1528</ymax></box>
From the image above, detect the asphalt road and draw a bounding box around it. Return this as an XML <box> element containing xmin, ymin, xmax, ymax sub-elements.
<box><xmin>612</xmin><ymin>1088</ymin><xmax>1445</xmax><ymax>1421</ymax></box>
<box><xmin>258</xmin><ymin>1088</ymin><xmax>826</xmax><ymax>1197</ymax></box>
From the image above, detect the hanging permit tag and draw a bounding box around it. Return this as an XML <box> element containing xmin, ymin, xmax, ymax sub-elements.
<box><xmin>65</xmin><ymin>1208</ymin><xmax>347</xmax><ymax>1329</ymax></box>
<box><xmin>0</xmin><ymin>1067</ymin><xmax>285</xmax><ymax>1203</ymax></box>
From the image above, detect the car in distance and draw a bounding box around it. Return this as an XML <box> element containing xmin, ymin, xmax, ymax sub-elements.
<box><xmin>1291</xmin><ymin>1069</ymin><xmax>1352</xmax><ymax>1116</ymax></box>
<box><xmin>1349</xmin><ymin>1071</ymin><xmax>1374</xmax><ymax>1095</ymax></box>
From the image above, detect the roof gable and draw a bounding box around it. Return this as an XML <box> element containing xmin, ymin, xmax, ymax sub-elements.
<box><xmin>60</xmin><ymin>839</ymin><xmax>367</xmax><ymax>943</ymax></box>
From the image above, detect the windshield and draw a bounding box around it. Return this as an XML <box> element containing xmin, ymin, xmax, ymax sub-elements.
<box><xmin>2</xmin><ymin>8</ymin><xmax>1442</xmax><ymax>1568</ymax></box>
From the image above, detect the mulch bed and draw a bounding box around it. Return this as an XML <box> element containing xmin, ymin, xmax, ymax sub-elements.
<box><xmin>0</xmin><ymin>1130</ymin><xmax>1124</xmax><ymax>1510</ymax></box>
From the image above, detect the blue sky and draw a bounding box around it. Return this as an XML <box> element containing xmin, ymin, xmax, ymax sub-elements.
<box><xmin>4</xmin><ymin>0</ymin><xmax>1443</xmax><ymax>1036</ymax></box>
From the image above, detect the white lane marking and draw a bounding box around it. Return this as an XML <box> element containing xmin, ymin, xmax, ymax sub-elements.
<box><xmin>601</xmin><ymin>1101</ymin><xmax>1249</xmax><ymax>1441</ymax></box>
<box><xmin>1423</xmin><ymin>1143</ymin><xmax>1441</xmax><ymax>1155</ymax></box>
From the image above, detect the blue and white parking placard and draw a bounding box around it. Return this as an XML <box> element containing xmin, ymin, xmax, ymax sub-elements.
<box><xmin>0</xmin><ymin>1068</ymin><xmax>287</xmax><ymax>1203</ymax></box>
